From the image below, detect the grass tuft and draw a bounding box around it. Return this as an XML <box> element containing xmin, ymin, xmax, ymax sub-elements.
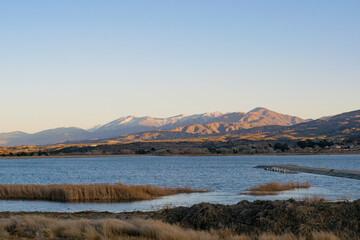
<box><xmin>241</xmin><ymin>181</ymin><xmax>310</xmax><ymax>196</ymax></box>
<box><xmin>298</xmin><ymin>195</ymin><xmax>326</xmax><ymax>202</ymax></box>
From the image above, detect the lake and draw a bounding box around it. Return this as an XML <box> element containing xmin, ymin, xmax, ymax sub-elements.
<box><xmin>0</xmin><ymin>155</ymin><xmax>359</xmax><ymax>212</ymax></box>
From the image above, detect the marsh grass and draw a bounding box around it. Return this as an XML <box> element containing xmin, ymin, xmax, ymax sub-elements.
<box><xmin>241</xmin><ymin>181</ymin><xmax>310</xmax><ymax>196</ymax></box>
<box><xmin>298</xmin><ymin>195</ymin><xmax>326</xmax><ymax>202</ymax></box>
<box><xmin>299</xmin><ymin>194</ymin><xmax>351</xmax><ymax>202</ymax></box>
<box><xmin>0</xmin><ymin>183</ymin><xmax>207</xmax><ymax>202</ymax></box>
<box><xmin>0</xmin><ymin>215</ymin><xmax>342</xmax><ymax>240</ymax></box>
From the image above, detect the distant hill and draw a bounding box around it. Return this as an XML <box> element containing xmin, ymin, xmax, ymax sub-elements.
<box><xmin>284</xmin><ymin>109</ymin><xmax>360</xmax><ymax>140</ymax></box>
<box><xmin>0</xmin><ymin>107</ymin><xmax>306</xmax><ymax>146</ymax></box>
<box><xmin>0</xmin><ymin>128</ymin><xmax>89</xmax><ymax>146</ymax></box>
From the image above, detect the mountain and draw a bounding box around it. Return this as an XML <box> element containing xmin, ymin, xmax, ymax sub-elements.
<box><xmin>283</xmin><ymin>109</ymin><xmax>360</xmax><ymax>140</ymax></box>
<box><xmin>82</xmin><ymin>108</ymin><xmax>307</xmax><ymax>143</ymax></box>
<box><xmin>95</xmin><ymin>122</ymin><xmax>281</xmax><ymax>143</ymax></box>
<box><xmin>89</xmin><ymin>112</ymin><xmax>227</xmax><ymax>138</ymax></box>
<box><xmin>90</xmin><ymin>107</ymin><xmax>305</xmax><ymax>138</ymax></box>
<box><xmin>92</xmin><ymin>109</ymin><xmax>360</xmax><ymax>144</ymax></box>
<box><xmin>0</xmin><ymin>128</ymin><xmax>90</xmax><ymax>146</ymax></box>
<box><xmin>0</xmin><ymin>131</ymin><xmax>29</xmax><ymax>146</ymax></box>
<box><xmin>0</xmin><ymin>108</ymin><xmax>306</xmax><ymax>146</ymax></box>
<box><xmin>213</xmin><ymin>107</ymin><xmax>303</xmax><ymax>126</ymax></box>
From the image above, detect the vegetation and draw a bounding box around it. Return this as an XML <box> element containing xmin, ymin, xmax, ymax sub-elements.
<box><xmin>299</xmin><ymin>194</ymin><xmax>352</xmax><ymax>202</ymax></box>
<box><xmin>241</xmin><ymin>181</ymin><xmax>310</xmax><ymax>196</ymax></box>
<box><xmin>0</xmin><ymin>183</ymin><xmax>206</xmax><ymax>202</ymax></box>
<box><xmin>298</xmin><ymin>195</ymin><xmax>326</xmax><ymax>202</ymax></box>
<box><xmin>296</xmin><ymin>139</ymin><xmax>334</xmax><ymax>149</ymax></box>
<box><xmin>1</xmin><ymin>136</ymin><xmax>360</xmax><ymax>157</ymax></box>
<box><xmin>273</xmin><ymin>143</ymin><xmax>290</xmax><ymax>152</ymax></box>
<box><xmin>0</xmin><ymin>215</ymin><xmax>343</xmax><ymax>240</ymax></box>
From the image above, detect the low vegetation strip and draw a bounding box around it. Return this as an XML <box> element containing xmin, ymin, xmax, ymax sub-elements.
<box><xmin>0</xmin><ymin>215</ymin><xmax>342</xmax><ymax>240</ymax></box>
<box><xmin>241</xmin><ymin>181</ymin><xmax>310</xmax><ymax>196</ymax></box>
<box><xmin>0</xmin><ymin>183</ymin><xmax>206</xmax><ymax>202</ymax></box>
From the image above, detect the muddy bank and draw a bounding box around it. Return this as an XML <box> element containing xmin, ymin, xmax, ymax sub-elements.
<box><xmin>255</xmin><ymin>164</ymin><xmax>360</xmax><ymax>180</ymax></box>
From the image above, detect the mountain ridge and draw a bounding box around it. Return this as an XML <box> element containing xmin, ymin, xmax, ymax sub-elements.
<box><xmin>0</xmin><ymin>107</ymin><xmax>307</xmax><ymax>146</ymax></box>
<box><xmin>84</xmin><ymin>109</ymin><xmax>360</xmax><ymax>144</ymax></box>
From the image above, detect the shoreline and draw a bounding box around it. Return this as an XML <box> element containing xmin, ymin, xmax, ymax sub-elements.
<box><xmin>1</xmin><ymin>151</ymin><xmax>360</xmax><ymax>159</ymax></box>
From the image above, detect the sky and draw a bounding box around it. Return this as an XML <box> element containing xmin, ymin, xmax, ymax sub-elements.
<box><xmin>0</xmin><ymin>0</ymin><xmax>359</xmax><ymax>133</ymax></box>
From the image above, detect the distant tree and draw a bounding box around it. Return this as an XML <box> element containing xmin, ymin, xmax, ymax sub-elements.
<box><xmin>208</xmin><ymin>148</ymin><xmax>217</xmax><ymax>154</ymax></box>
<box><xmin>297</xmin><ymin>140</ymin><xmax>316</xmax><ymax>149</ymax></box>
<box><xmin>317</xmin><ymin>140</ymin><xmax>334</xmax><ymax>148</ymax></box>
<box><xmin>136</xmin><ymin>149</ymin><xmax>147</xmax><ymax>154</ymax></box>
<box><xmin>297</xmin><ymin>139</ymin><xmax>333</xmax><ymax>149</ymax></box>
<box><xmin>274</xmin><ymin>143</ymin><xmax>289</xmax><ymax>152</ymax></box>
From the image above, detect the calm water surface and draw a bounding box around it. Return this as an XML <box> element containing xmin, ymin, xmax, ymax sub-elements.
<box><xmin>0</xmin><ymin>155</ymin><xmax>359</xmax><ymax>212</ymax></box>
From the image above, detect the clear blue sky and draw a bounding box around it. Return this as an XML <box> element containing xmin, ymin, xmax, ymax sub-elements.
<box><xmin>1</xmin><ymin>0</ymin><xmax>359</xmax><ymax>133</ymax></box>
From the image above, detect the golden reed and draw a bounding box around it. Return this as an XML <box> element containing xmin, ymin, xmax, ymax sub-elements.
<box><xmin>0</xmin><ymin>183</ymin><xmax>206</xmax><ymax>202</ymax></box>
<box><xmin>242</xmin><ymin>181</ymin><xmax>310</xmax><ymax>196</ymax></box>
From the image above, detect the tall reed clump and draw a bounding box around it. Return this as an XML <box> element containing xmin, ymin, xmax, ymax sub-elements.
<box><xmin>0</xmin><ymin>183</ymin><xmax>207</xmax><ymax>202</ymax></box>
<box><xmin>0</xmin><ymin>215</ymin><xmax>343</xmax><ymax>240</ymax></box>
<box><xmin>241</xmin><ymin>181</ymin><xmax>310</xmax><ymax>196</ymax></box>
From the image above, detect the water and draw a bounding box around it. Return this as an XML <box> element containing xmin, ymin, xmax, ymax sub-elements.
<box><xmin>0</xmin><ymin>155</ymin><xmax>359</xmax><ymax>212</ymax></box>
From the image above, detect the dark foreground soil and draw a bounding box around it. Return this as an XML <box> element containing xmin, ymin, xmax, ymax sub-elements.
<box><xmin>1</xmin><ymin>199</ymin><xmax>359</xmax><ymax>239</ymax></box>
<box><xmin>152</xmin><ymin>199</ymin><xmax>360</xmax><ymax>238</ymax></box>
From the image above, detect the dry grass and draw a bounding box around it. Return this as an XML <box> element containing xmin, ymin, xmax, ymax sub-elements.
<box><xmin>299</xmin><ymin>194</ymin><xmax>351</xmax><ymax>202</ymax></box>
<box><xmin>336</xmin><ymin>194</ymin><xmax>351</xmax><ymax>201</ymax></box>
<box><xmin>0</xmin><ymin>183</ymin><xmax>207</xmax><ymax>202</ymax></box>
<box><xmin>257</xmin><ymin>232</ymin><xmax>341</xmax><ymax>240</ymax></box>
<box><xmin>311</xmin><ymin>232</ymin><xmax>341</xmax><ymax>240</ymax></box>
<box><xmin>298</xmin><ymin>195</ymin><xmax>326</xmax><ymax>202</ymax></box>
<box><xmin>0</xmin><ymin>215</ymin><xmax>342</xmax><ymax>240</ymax></box>
<box><xmin>241</xmin><ymin>181</ymin><xmax>310</xmax><ymax>196</ymax></box>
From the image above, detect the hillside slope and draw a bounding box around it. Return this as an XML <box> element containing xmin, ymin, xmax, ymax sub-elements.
<box><xmin>0</xmin><ymin>128</ymin><xmax>90</xmax><ymax>146</ymax></box>
<box><xmin>286</xmin><ymin>109</ymin><xmax>360</xmax><ymax>140</ymax></box>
